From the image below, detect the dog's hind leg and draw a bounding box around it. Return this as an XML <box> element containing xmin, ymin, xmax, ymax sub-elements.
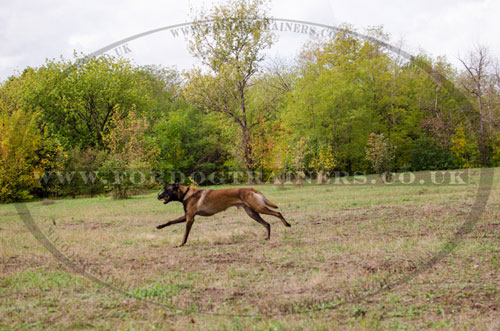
<box><xmin>243</xmin><ymin>206</ymin><xmax>271</xmax><ymax>240</ymax></box>
<box><xmin>156</xmin><ymin>215</ymin><xmax>186</xmax><ymax>229</ymax></box>
<box><xmin>256</xmin><ymin>207</ymin><xmax>291</xmax><ymax>227</ymax></box>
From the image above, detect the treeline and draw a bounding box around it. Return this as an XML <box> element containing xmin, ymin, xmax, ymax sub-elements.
<box><xmin>0</xmin><ymin>56</ymin><xmax>231</xmax><ymax>201</ymax></box>
<box><xmin>1</xmin><ymin>27</ymin><xmax>499</xmax><ymax>202</ymax></box>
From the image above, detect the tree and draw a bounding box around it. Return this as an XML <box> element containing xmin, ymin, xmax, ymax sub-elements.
<box><xmin>310</xmin><ymin>145</ymin><xmax>336</xmax><ymax>183</ymax></box>
<box><xmin>184</xmin><ymin>0</ymin><xmax>275</xmax><ymax>171</ymax></box>
<box><xmin>459</xmin><ymin>45</ymin><xmax>495</xmax><ymax>166</ymax></box>
<box><xmin>0</xmin><ymin>109</ymin><xmax>47</xmax><ymax>202</ymax></box>
<box><xmin>283</xmin><ymin>27</ymin><xmax>396</xmax><ymax>173</ymax></box>
<box><xmin>153</xmin><ymin>105</ymin><xmax>229</xmax><ymax>177</ymax></box>
<box><xmin>450</xmin><ymin>123</ymin><xmax>480</xmax><ymax>168</ymax></box>
<box><xmin>10</xmin><ymin>55</ymin><xmax>152</xmax><ymax>149</ymax></box>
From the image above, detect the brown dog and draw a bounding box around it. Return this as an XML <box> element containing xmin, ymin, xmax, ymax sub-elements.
<box><xmin>156</xmin><ymin>179</ymin><xmax>291</xmax><ymax>246</ymax></box>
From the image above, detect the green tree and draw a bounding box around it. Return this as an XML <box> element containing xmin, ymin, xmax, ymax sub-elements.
<box><xmin>450</xmin><ymin>123</ymin><xmax>480</xmax><ymax>168</ymax></box>
<box><xmin>153</xmin><ymin>105</ymin><xmax>229</xmax><ymax>178</ymax></box>
<box><xmin>0</xmin><ymin>109</ymin><xmax>43</xmax><ymax>201</ymax></box>
<box><xmin>184</xmin><ymin>0</ymin><xmax>275</xmax><ymax>171</ymax></box>
<box><xmin>283</xmin><ymin>27</ymin><xmax>395</xmax><ymax>173</ymax></box>
<box><xmin>6</xmin><ymin>55</ymin><xmax>152</xmax><ymax>149</ymax></box>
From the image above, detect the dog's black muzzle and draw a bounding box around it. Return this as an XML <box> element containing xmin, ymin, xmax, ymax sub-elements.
<box><xmin>158</xmin><ymin>196</ymin><xmax>171</xmax><ymax>204</ymax></box>
<box><xmin>157</xmin><ymin>190</ymin><xmax>170</xmax><ymax>204</ymax></box>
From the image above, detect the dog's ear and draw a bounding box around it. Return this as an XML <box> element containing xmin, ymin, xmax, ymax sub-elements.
<box><xmin>174</xmin><ymin>178</ymin><xmax>180</xmax><ymax>188</ymax></box>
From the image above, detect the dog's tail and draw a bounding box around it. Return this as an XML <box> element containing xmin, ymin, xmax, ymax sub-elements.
<box><xmin>263</xmin><ymin>197</ymin><xmax>279</xmax><ymax>209</ymax></box>
<box><xmin>252</xmin><ymin>189</ymin><xmax>279</xmax><ymax>209</ymax></box>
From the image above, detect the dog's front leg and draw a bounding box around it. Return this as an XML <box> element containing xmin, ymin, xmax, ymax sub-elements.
<box><xmin>177</xmin><ymin>213</ymin><xmax>195</xmax><ymax>247</ymax></box>
<box><xmin>156</xmin><ymin>215</ymin><xmax>186</xmax><ymax>229</ymax></box>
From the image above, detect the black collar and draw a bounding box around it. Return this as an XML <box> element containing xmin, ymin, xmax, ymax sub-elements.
<box><xmin>181</xmin><ymin>187</ymin><xmax>190</xmax><ymax>201</ymax></box>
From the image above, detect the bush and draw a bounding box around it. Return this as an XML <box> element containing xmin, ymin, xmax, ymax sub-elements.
<box><xmin>450</xmin><ymin>124</ymin><xmax>481</xmax><ymax>168</ymax></box>
<box><xmin>100</xmin><ymin>109</ymin><xmax>159</xmax><ymax>199</ymax></box>
<box><xmin>410</xmin><ymin>136</ymin><xmax>457</xmax><ymax>171</ymax></box>
<box><xmin>98</xmin><ymin>155</ymin><xmax>132</xmax><ymax>199</ymax></box>
<box><xmin>59</xmin><ymin>147</ymin><xmax>107</xmax><ymax>198</ymax></box>
<box><xmin>365</xmin><ymin>133</ymin><xmax>396</xmax><ymax>182</ymax></box>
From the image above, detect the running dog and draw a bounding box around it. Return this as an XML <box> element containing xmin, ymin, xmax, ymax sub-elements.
<box><xmin>156</xmin><ymin>179</ymin><xmax>291</xmax><ymax>246</ymax></box>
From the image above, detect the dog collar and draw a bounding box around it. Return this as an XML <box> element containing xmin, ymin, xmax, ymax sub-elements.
<box><xmin>181</xmin><ymin>187</ymin><xmax>190</xmax><ymax>201</ymax></box>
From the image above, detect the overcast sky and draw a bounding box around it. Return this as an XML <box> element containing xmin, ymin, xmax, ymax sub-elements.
<box><xmin>1</xmin><ymin>0</ymin><xmax>498</xmax><ymax>81</ymax></box>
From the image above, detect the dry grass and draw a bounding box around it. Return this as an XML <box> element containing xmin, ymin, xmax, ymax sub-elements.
<box><xmin>1</xmin><ymin>169</ymin><xmax>499</xmax><ymax>330</ymax></box>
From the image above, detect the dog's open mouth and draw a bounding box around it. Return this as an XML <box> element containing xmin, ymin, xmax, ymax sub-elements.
<box><xmin>157</xmin><ymin>193</ymin><xmax>170</xmax><ymax>204</ymax></box>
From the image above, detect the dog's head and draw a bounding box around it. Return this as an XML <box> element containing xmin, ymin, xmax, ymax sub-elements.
<box><xmin>157</xmin><ymin>179</ymin><xmax>180</xmax><ymax>205</ymax></box>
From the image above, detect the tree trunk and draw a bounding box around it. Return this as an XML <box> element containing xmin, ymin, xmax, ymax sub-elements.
<box><xmin>241</xmin><ymin>126</ymin><xmax>253</xmax><ymax>171</ymax></box>
<box><xmin>477</xmin><ymin>94</ymin><xmax>488</xmax><ymax>167</ymax></box>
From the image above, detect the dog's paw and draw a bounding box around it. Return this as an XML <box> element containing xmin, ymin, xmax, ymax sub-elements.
<box><xmin>285</xmin><ymin>223</ymin><xmax>291</xmax><ymax>227</ymax></box>
<box><xmin>156</xmin><ymin>224</ymin><xmax>164</xmax><ymax>229</ymax></box>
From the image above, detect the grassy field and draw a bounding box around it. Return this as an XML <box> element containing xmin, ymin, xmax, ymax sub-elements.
<box><xmin>1</xmin><ymin>169</ymin><xmax>499</xmax><ymax>330</ymax></box>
